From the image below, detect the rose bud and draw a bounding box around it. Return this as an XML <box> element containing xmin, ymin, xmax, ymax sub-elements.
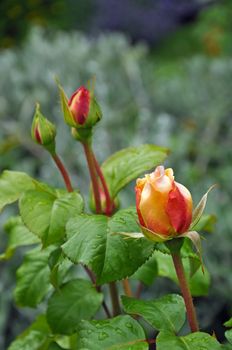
<box><xmin>67</xmin><ymin>86</ymin><xmax>102</xmax><ymax>129</ymax></box>
<box><xmin>135</xmin><ymin>165</ymin><xmax>193</xmax><ymax>242</ymax></box>
<box><xmin>31</xmin><ymin>103</ymin><xmax>56</xmax><ymax>154</ymax></box>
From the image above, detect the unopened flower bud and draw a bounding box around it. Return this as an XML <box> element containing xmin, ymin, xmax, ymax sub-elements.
<box><xmin>31</xmin><ymin>103</ymin><xmax>56</xmax><ymax>154</ymax></box>
<box><xmin>135</xmin><ymin>166</ymin><xmax>193</xmax><ymax>242</ymax></box>
<box><xmin>67</xmin><ymin>86</ymin><xmax>102</xmax><ymax>129</ymax></box>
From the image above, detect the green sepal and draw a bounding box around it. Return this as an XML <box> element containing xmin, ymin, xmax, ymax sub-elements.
<box><xmin>56</xmin><ymin>79</ymin><xmax>76</xmax><ymax>127</ymax></box>
<box><xmin>31</xmin><ymin>103</ymin><xmax>56</xmax><ymax>154</ymax></box>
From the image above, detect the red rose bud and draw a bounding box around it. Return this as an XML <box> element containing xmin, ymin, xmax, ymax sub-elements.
<box><xmin>135</xmin><ymin>166</ymin><xmax>193</xmax><ymax>242</ymax></box>
<box><xmin>67</xmin><ymin>86</ymin><xmax>102</xmax><ymax>129</ymax></box>
<box><xmin>31</xmin><ymin>103</ymin><xmax>56</xmax><ymax>154</ymax></box>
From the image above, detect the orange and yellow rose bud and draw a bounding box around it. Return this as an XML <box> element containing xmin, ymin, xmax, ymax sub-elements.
<box><xmin>67</xmin><ymin>86</ymin><xmax>102</xmax><ymax>129</ymax></box>
<box><xmin>135</xmin><ymin>166</ymin><xmax>193</xmax><ymax>242</ymax></box>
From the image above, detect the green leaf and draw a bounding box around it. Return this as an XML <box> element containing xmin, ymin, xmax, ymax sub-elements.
<box><xmin>19</xmin><ymin>188</ymin><xmax>84</xmax><ymax>246</ymax></box>
<box><xmin>77</xmin><ymin>315</ymin><xmax>147</xmax><ymax>350</ymax></box>
<box><xmin>131</xmin><ymin>254</ymin><xmax>158</xmax><ymax>285</ymax></box>
<box><xmin>48</xmin><ymin>248</ymin><xmax>72</xmax><ymax>289</ymax></box>
<box><xmin>156</xmin><ymin>331</ymin><xmax>221</xmax><ymax>350</ymax></box>
<box><xmin>0</xmin><ymin>216</ymin><xmax>40</xmax><ymax>260</ymax></box>
<box><xmin>155</xmin><ymin>251</ymin><xmax>210</xmax><ymax>296</ymax></box>
<box><xmin>8</xmin><ymin>315</ymin><xmax>51</xmax><ymax>350</ymax></box>
<box><xmin>14</xmin><ymin>247</ymin><xmax>54</xmax><ymax>307</ymax></box>
<box><xmin>122</xmin><ymin>294</ymin><xmax>185</xmax><ymax>333</ymax></box>
<box><xmin>47</xmin><ymin>279</ymin><xmax>103</xmax><ymax>334</ymax></box>
<box><xmin>190</xmin><ymin>185</ymin><xmax>216</xmax><ymax>230</ymax></box>
<box><xmin>101</xmin><ymin>144</ymin><xmax>169</xmax><ymax>198</ymax></box>
<box><xmin>48</xmin><ymin>343</ymin><xmax>65</xmax><ymax>350</ymax></box>
<box><xmin>0</xmin><ymin>170</ymin><xmax>36</xmax><ymax>212</ymax></box>
<box><xmin>224</xmin><ymin>317</ymin><xmax>232</xmax><ymax>328</ymax></box>
<box><xmin>62</xmin><ymin>208</ymin><xmax>154</xmax><ymax>284</ymax></box>
<box><xmin>225</xmin><ymin>330</ymin><xmax>232</xmax><ymax>344</ymax></box>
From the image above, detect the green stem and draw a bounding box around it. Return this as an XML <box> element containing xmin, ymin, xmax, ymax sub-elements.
<box><xmin>52</xmin><ymin>153</ymin><xmax>73</xmax><ymax>192</ymax></box>
<box><xmin>82</xmin><ymin>142</ymin><xmax>102</xmax><ymax>214</ymax></box>
<box><xmin>171</xmin><ymin>252</ymin><xmax>199</xmax><ymax>332</ymax></box>
<box><xmin>109</xmin><ymin>282</ymin><xmax>121</xmax><ymax>316</ymax></box>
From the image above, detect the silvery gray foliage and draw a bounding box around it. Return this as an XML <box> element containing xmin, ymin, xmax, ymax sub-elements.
<box><xmin>0</xmin><ymin>27</ymin><xmax>232</xmax><ymax>344</ymax></box>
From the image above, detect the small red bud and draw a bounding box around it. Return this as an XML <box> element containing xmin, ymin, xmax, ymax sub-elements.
<box><xmin>68</xmin><ymin>86</ymin><xmax>90</xmax><ymax>125</ymax></box>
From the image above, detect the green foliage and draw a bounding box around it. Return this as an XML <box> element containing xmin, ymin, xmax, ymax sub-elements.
<box><xmin>14</xmin><ymin>247</ymin><xmax>53</xmax><ymax>307</ymax></box>
<box><xmin>155</xmin><ymin>251</ymin><xmax>210</xmax><ymax>297</ymax></box>
<box><xmin>47</xmin><ymin>279</ymin><xmax>103</xmax><ymax>334</ymax></box>
<box><xmin>8</xmin><ymin>315</ymin><xmax>51</xmax><ymax>350</ymax></box>
<box><xmin>122</xmin><ymin>294</ymin><xmax>185</xmax><ymax>333</ymax></box>
<box><xmin>101</xmin><ymin>144</ymin><xmax>169</xmax><ymax>198</ymax></box>
<box><xmin>0</xmin><ymin>27</ymin><xmax>229</xmax><ymax>349</ymax></box>
<box><xmin>77</xmin><ymin>316</ymin><xmax>147</xmax><ymax>350</ymax></box>
<box><xmin>19</xmin><ymin>188</ymin><xmax>83</xmax><ymax>246</ymax></box>
<box><xmin>62</xmin><ymin>208</ymin><xmax>154</xmax><ymax>284</ymax></box>
<box><xmin>0</xmin><ymin>216</ymin><xmax>39</xmax><ymax>260</ymax></box>
<box><xmin>156</xmin><ymin>331</ymin><xmax>221</xmax><ymax>350</ymax></box>
<box><xmin>0</xmin><ymin>171</ymin><xmax>35</xmax><ymax>212</ymax></box>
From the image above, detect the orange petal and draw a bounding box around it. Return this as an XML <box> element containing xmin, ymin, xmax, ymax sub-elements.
<box><xmin>166</xmin><ymin>182</ymin><xmax>192</xmax><ymax>234</ymax></box>
<box><xmin>139</xmin><ymin>182</ymin><xmax>172</xmax><ymax>235</ymax></box>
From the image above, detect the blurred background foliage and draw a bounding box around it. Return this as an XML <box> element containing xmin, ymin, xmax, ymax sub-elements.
<box><xmin>1</xmin><ymin>0</ymin><xmax>232</xmax><ymax>348</ymax></box>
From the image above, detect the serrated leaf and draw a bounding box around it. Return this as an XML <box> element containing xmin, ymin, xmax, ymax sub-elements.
<box><xmin>155</xmin><ymin>251</ymin><xmax>210</xmax><ymax>296</ymax></box>
<box><xmin>0</xmin><ymin>216</ymin><xmax>40</xmax><ymax>260</ymax></box>
<box><xmin>62</xmin><ymin>208</ymin><xmax>154</xmax><ymax>284</ymax></box>
<box><xmin>131</xmin><ymin>254</ymin><xmax>158</xmax><ymax>285</ymax></box>
<box><xmin>0</xmin><ymin>170</ymin><xmax>36</xmax><ymax>212</ymax></box>
<box><xmin>101</xmin><ymin>144</ymin><xmax>169</xmax><ymax>198</ymax></box>
<box><xmin>122</xmin><ymin>294</ymin><xmax>185</xmax><ymax>333</ymax></box>
<box><xmin>8</xmin><ymin>315</ymin><xmax>51</xmax><ymax>350</ymax></box>
<box><xmin>49</xmin><ymin>248</ymin><xmax>72</xmax><ymax>289</ymax></box>
<box><xmin>47</xmin><ymin>279</ymin><xmax>103</xmax><ymax>334</ymax></box>
<box><xmin>77</xmin><ymin>315</ymin><xmax>147</xmax><ymax>350</ymax></box>
<box><xmin>225</xmin><ymin>330</ymin><xmax>232</xmax><ymax>344</ymax></box>
<box><xmin>14</xmin><ymin>247</ymin><xmax>54</xmax><ymax>307</ymax></box>
<box><xmin>19</xmin><ymin>188</ymin><xmax>84</xmax><ymax>246</ymax></box>
<box><xmin>156</xmin><ymin>331</ymin><xmax>221</xmax><ymax>350</ymax></box>
<box><xmin>190</xmin><ymin>185</ymin><xmax>216</xmax><ymax>230</ymax></box>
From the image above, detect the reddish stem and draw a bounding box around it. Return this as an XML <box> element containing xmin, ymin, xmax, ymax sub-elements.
<box><xmin>109</xmin><ymin>282</ymin><xmax>121</xmax><ymax>316</ymax></box>
<box><xmin>82</xmin><ymin>142</ymin><xmax>102</xmax><ymax>214</ymax></box>
<box><xmin>84</xmin><ymin>265</ymin><xmax>111</xmax><ymax>318</ymax></box>
<box><xmin>122</xmin><ymin>279</ymin><xmax>133</xmax><ymax>297</ymax></box>
<box><xmin>52</xmin><ymin>154</ymin><xmax>73</xmax><ymax>192</ymax></box>
<box><xmin>52</xmin><ymin>153</ymin><xmax>110</xmax><ymax>317</ymax></box>
<box><xmin>92</xmin><ymin>152</ymin><xmax>112</xmax><ymax>216</ymax></box>
<box><xmin>171</xmin><ymin>252</ymin><xmax>199</xmax><ymax>332</ymax></box>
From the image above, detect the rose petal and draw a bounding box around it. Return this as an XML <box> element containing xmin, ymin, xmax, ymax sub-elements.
<box><xmin>166</xmin><ymin>182</ymin><xmax>192</xmax><ymax>234</ymax></box>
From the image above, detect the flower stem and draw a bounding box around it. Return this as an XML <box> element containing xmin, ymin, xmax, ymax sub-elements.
<box><xmin>171</xmin><ymin>251</ymin><xmax>199</xmax><ymax>332</ymax></box>
<box><xmin>52</xmin><ymin>153</ymin><xmax>73</xmax><ymax>192</ymax></box>
<box><xmin>122</xmin><ymin>279</ymin><xmax>133</xmax><ymax>297</ymax></box>
<box><xmin>52</xmin><ymin>152</ymin><xmax>110</xmax><ymax>317</ymax></box>
<box><xmin>82</xmin><ymin>142</ymin><xmax>102</xmax><ymax>214</ymax></box>
<box><xmin>109</xmin><ymin>282</ymin><xmax>121</xmax><ymax>316</ymax></box>
<box><xmin>92</xmin><ymin>152</ymin><xmax>112</xmax><ymax>216</ymax></box>
<box><xmin>84</xmin><ymin>265</ymin><xmax>111</xmax><ymax>318</ymax></box>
